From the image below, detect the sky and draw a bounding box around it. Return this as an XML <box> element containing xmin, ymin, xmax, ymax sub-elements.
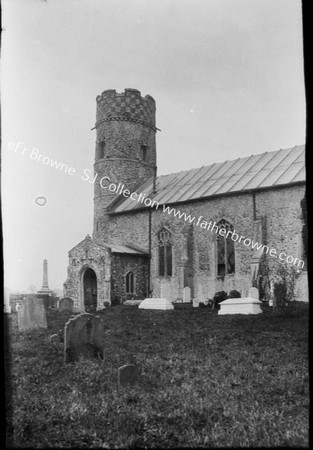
<box><xmin>2</xmin><ymin>0</ymin><xmax>305</xmax><ymax>292</ymax></box>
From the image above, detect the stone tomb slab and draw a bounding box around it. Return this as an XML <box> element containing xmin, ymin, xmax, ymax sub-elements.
<box><xmin>139</xmin><ymin>298</ymin><xmax>174</xmax><ymax>310</ymax></box>
<box><xmin>118</xmin><ymin>364</ymin><xmax>139</xmax><ymax>387</ymax></box>
<box><xmin>218</xmin><ymin>297</ymin><xmax>262</xmax><ymax>315</ymax></box>
<box><xmin>17</xmin><ymin>297</ymin><xmax>47</xmax><ymax>331</ymax></box>
<box><xmin>123</xmin><ymin>300</ymin><xmax>143</xmax><ymax>306</ymax></box>
<box><xmin>64</xmin><ymin>313</ymin><xmax>105</xmax><ymax>363</ymax></box>
<box><xmin>58</xmin><ymin>297</ymin><xmax>74</xmax><ymax>312</ymax></box>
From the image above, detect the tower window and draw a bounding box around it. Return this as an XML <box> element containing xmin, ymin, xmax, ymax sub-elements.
<box><xmin>216</xmin><ymin>219</ymin><xmax>235</xmax><ymax>277</ymax></box>
<box><xmin>126</xmin><ymin>272</ymin><xmax>135</xmax><ymax>294</ymax></box>
<box><xmin>97</xmin><ymin>141</ymin><xmax>106</xmax><ymax>159</ymax></box>
<box><xmin>158</xmin><ymin>228</ymin><xmax>172</xmax><ymax>277</ymax></box>
<box><xmin>140</xmin><ymin>144</ymin><xmax>147</xmax><ymax>162</ymax></box>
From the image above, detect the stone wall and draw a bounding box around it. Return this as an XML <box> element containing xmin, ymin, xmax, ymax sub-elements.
<box><xmin>111</xmin><ymin>254</ymin><xmax>149</xmax><ymax>304</ymax></box>
<box><xmin>107</xmin><ymin>184</ymin><xmax>306</xmax><ymax>301</ymax></box>
<box><xmin>64</xmin><ymin>236</ymin><xmax>111</xmax><ymax>311</ymax></box>
<box><xmin>93</xmin><ymin>89</ymin><xmax>157</xmax><ymax>239</ymax></box>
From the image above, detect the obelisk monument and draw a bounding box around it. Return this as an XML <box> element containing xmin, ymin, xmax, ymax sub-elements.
<box><xmin>37</xmin><ymin>259</ymin><xmax>52</xmax><ymax>295</ymax></box>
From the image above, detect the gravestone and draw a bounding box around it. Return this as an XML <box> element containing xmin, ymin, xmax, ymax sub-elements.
<box><xmin>50</xmin><ymin>297</ymin><xmax>59</xmax><ymax>308</ymax></box>
<box><xmin>17</xmin><ymin>297</ymin><xmax>47</xmax><ymax>331</ymax></box>
<box><xmin>248</xmin><ymin>287</ymin><xmax>259</xmax><ymax>300</ymax></box>
<box><xmin>118</xmin><ymin>364</ymin><xmax>139</xmax><ymax>387</ymax></box>
<box><xmin>192</xmin><ymin>298</ymin><xmax>200</xmax><ymax>308</ymax></box>
<box><xmin>58</xmin><ymin>297</ymin><xmax>74</xmax><ymax>312</ymax></box>
<box><xmin>64</xmin><ymin>313</ymin><xmax>105</xmax><ymax>363</ymax></box>
<box><xmin>218</xmin><ymin>297</ymin><xmax>262</xmax><ymax>315</ymax></box>
<box><xmin>160</xmin><ymin>284</ymin><xmax>171</xmax><ymax>301</ymax></box>
<box><xmin>183</xmin><ymin>287</ymin><xmax>191</xmax><ymax>303</ymax></box>
<box><xmin>139</xmin><ymin>298</ymin><xmax>174</xmax><ymax>310</ymax></box>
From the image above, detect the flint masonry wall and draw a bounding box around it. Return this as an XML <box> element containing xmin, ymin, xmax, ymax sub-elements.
<box><xmin>93</xmin><ymin>89</ymin><xmax>157</xmax><ymax>240</ymax></box>
<box><xmin>108</xmin><ymin>184</ymin><xmax>306</xmax><ymax>301</ymax></box>
<box><xmin>111</xmin><ymin>254</ymin><xmax>149</xmax><ymax>303</ymax></box>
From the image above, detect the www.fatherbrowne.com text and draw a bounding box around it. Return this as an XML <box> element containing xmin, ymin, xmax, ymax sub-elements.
<box><xmin>9</xmin><ymin>141</ymin><xmax>305</xmax><ymax>269</ymax></box>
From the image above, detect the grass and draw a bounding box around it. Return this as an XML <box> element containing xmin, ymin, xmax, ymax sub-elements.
<box><xmin>5</xmin><ymin>303</ymin><xmax>309</xmax><ymax>448</ymax></box>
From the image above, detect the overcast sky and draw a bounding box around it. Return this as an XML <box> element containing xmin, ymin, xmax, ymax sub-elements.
<box><xmin>2</xmin><ymin>0</ymin><xmax>305</xmax><ymax>292</ymax></box>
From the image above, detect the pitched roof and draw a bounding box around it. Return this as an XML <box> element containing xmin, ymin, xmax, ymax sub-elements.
<box><xmin>109</xmin><ymin>242</ymin><xmax>148</xmax><ymax>255</ymax></box>
<box><xmin>110</xmin><ymin>145</ymin><xmax>305</xmax><ymax>214</ymax></box>
<box><xmin>68</xmin><ymin>235</ymin><xmax>147</xmax><ymax>255</ymax></box>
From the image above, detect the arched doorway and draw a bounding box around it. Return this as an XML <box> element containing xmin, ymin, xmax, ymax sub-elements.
<box><xmin>83</xmin><ymin>268</ymin><xmax>97</xmax><ymax>312</ymax></box>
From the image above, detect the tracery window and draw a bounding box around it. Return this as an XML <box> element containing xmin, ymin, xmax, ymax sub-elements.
<box><xmin>158</xmin><ymin>228</ymin><xmax>172</xmax><ymax>277</ymax></box>
<box><xmin>216</xmin><ymin>219</ymin><xmax>235</xmax><ymax>277</ymax></box>
<box><xmin>126</xmin><ymin>271</ymin><xmax>135</xmax><ymax>294</ymax></box>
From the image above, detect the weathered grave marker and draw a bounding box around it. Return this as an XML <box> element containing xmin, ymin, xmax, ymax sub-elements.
<box><xmin>160</xmin><ymin>284</ymin><xmax>171</xmax><ymax>301</ymax></box>
<box><xmin>118</xmin><ymin>364</ymin><xmax>139</xmax><ymax>387</ymax></box>
<box><xmin>183</xmin><ymin>286</ymin><xmax>191</xmax><ymax>303</ymax></box>
<box><xmin>17</xmin><ymin>297</ymin><xmax>47</xmax><ymax>331</ymax></box>
<box><xmin>248</xmin><ymin>287</ymin><xmax>259</xmax><ymax>300</ymax></box>
<box><xmin>192</xmin><ymin>297</ymin><xmax>200</xmax><ymax>308</ymax></box>
<box><xmin>58</xmin><ymin>297</ymin><xmax>74</xmax><ymax>312</ymax></box>
<box><xmin>64</xmin><ymin>313</ymin><xmax>105</xmax><ymax>363</ymax></box>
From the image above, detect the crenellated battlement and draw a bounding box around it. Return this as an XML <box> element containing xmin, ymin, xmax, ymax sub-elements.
<box><xmin>96</xmin><ymin>88</ymin><xmax>156</xmax><ymax>126</ymax></box>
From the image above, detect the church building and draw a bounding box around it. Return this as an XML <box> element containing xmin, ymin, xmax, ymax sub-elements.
<box><xmin>63</xmin><ymin>88</ymin><xmax>307</xmax><ymax>311</ymax></box>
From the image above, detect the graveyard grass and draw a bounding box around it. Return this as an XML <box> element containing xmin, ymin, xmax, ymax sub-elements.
<box><xmin>5</xmin><ymin>304</ymin><xmax>309</xmax><ymax>448</ymax></box>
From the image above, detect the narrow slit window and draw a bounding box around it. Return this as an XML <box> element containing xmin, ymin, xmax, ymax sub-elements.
<box><xmin>141</xmin><ymin>144</ymin><xmax>147</xmax><ymax>162</ymax></box>
<box><xmin>98</xmin><ymin>141</ymin><xmax>106</xmax><ymax>159</ymax></box>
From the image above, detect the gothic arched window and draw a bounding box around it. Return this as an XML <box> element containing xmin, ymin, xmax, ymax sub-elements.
<box><xmin>126</xmin><ymin>272</ymin><xmax>135</xmax><ymax>294</ymax></box>
<box><xmin>158</xmin><ymin>228</ymin><xmax>172</xmax><ymax>277</ymax></box>
<box><xmin>216</xmin><ymin>219</ymin><xmax>235</xmax><ymax>277</ymax></box>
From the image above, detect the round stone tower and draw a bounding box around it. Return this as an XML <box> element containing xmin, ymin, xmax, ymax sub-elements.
<box><xmin>92</xmin><ymin>88</ymin><xmax>157</xmax><ymax>239</ymax></box>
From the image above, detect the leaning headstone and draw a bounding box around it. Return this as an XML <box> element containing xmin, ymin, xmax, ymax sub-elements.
<box><xmin>248</xmin><ymin>287</ymin><xmax>259</xmax><ymax>300</ymax></box>
<box><xmin>64</xmin><ymin>313</ymin><xmax>105</xmax><ymax>363</ymax></box>
<box><xmin>218</xmin><ymin>297</ymin><xmax>262</xmax><ymax>315</ymax></box>
<box><xmin>183</xmin><ymin>287</ymin><xmax>191</xmax><ymax>303</ymax></box>
<box><xmin>58</xmin><ymin>297</ymin><xmax>74</xmax><ymax>312</ymax></box>
<box><xmin>17</xmin><ymin>297</ymin><xmax>47</xmax><ymax>331</ymax></box>
<box><xmin>138</xmin><ymin>298</ymin><xmax>174</xmax><ymax>310</ymax></box>
<box><xmin>192</xmin><ymin>298</ymin><xmax>200</xmax><ymax>308</ymax></box>
<box><xmin>118</xmin><ymin>364</ymin><xmax>139</xmax><ymax>387</ymax></box>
